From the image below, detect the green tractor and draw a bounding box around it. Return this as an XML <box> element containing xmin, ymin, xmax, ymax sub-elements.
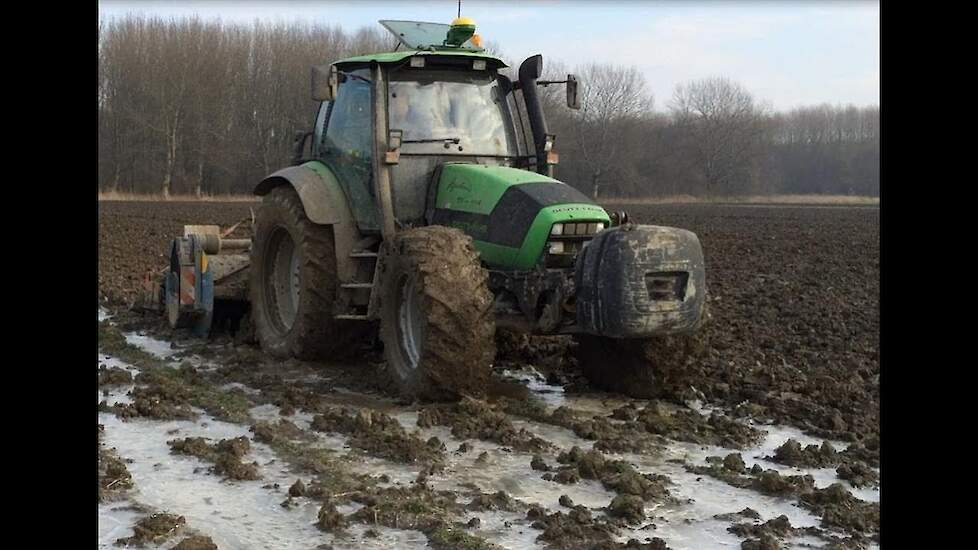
<box><xmin>172</xmin><ymin>18</ymin><xmax>708</xmax><ymax>400</ymax></box>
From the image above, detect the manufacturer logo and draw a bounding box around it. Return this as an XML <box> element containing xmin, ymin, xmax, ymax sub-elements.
<box><xmin>446</xmin><ymin>179</ymin><xmax>472</xmax><ymax>193</ymax></box>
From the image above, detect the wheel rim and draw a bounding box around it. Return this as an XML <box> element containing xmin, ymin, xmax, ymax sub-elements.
<box><xmin>265</xmin><ymin>227</ymin><xmax>300</xmax><ymax>332</ymax></box>
<box><xmin>395</xmin><ymin>274</ymin><xmax>424</xmax><ymax>371</ymax></box>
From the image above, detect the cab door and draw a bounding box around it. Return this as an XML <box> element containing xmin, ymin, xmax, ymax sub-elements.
<box><xmin>318</xmin><ymin>68</ymin><xmax>380</xmax><ymax>233</ymax></box>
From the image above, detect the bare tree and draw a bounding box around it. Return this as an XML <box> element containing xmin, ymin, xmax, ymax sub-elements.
<box><xmin>669</xmin><ymin>76</ymin><xmax>768</xmax><ymax>194</ymax></box>
<box><xmin>96</xmin><ymin>16</ymin><xmax>877</xmax><ymax>199</ymax></box>
<box><xmin>570</xmin><ymin>63</ymin><xmax>653</xmax><ymax>199</ymax></box>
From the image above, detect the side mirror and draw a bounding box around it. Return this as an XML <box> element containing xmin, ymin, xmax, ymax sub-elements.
<box><xmin>566</xmin><ymin>74</ymin><xmax>580</xmax><ymax>110</ymax></box>
<box><xmin>312</xmin><ymin>64</ymin><xmax>339</xmax><ymax>101</ymax></box>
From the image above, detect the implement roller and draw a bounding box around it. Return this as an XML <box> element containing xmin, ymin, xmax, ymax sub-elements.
<box><xmin>161</xmin><ymin>225</ymin><xmax>251</xmax><ymax>336</ymax></box>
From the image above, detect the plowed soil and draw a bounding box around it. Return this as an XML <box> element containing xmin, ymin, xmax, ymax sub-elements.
<box><xmin>97</xmin><ymin>199</ymin><xmax>879</xmax><ymax>549</ymax></box>
<box><xmin>621</xmin><ymin>204</ymin><xmax>880</xmax><ymax>446</ymax></box>
<box><xmin>99</xmin><ymin>201</ymin><xmax>879</xmax><ymax>445</ymax></box>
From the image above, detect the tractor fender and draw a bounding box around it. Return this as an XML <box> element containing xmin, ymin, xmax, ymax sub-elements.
<box><xmin>254</xmin><ymin>162</ymin><xmax>362</xmax><ymax>286</ymax></box>
<box><xmin>255</xmin><ymin>163</ymin><xmax>347</xmax><ymax>224</ymax></box>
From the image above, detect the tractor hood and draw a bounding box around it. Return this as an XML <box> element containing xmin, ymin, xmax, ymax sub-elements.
<box><xmin>429</xmin><ymin>164</ymin><xmax>610</xmax><ymax>269</ymax></box>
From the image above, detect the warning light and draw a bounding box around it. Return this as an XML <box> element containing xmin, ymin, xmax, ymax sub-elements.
<box><xmin>446</xmin><ymin>16</ymin><xmax>476</xmax><ymax>46</ymax></box>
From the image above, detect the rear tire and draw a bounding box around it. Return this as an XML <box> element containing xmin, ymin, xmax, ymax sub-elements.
<box><xmin>250</xmin><ymin>186</ymin><xmax>363</xmax><ymax>359</ymax></box>
<box><xmin>378</xmin><ymin>226</ymin><xmax>495</xmax><ymax>400</ymax></box>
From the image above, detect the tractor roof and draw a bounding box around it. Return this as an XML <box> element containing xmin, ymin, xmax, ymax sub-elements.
<box><xmin>335</xmin><ymin>49</ymin><xmax>507</xmax><ymax>68</ymax></box>
<box><xmin>334</xmin><ymin>19</ymin><xmax>507</xmax><ymax>68</ymax></box>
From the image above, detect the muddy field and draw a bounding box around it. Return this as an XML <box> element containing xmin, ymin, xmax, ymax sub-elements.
<box><xmin>98</xmin><ymin>200</ymin><xmax>879</xmax><ymax>549</ymax></box>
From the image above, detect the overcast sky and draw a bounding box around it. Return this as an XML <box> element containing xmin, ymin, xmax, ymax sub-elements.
<box><xmin>98</xmin><ymin>1</ymin><xmax>879</xmax><ymax>111</ymax></box>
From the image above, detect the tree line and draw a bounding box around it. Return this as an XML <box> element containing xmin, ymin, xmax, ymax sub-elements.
<box><xmin>98</xmin><ymin>16</ymin><xmax>879</xmax><ymax>198</ymax></box>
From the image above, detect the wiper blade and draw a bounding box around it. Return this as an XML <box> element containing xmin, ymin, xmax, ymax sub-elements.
<box><xmin>338</xmin><ymin>71</ymin><xmax>372</xmax><ymax>84</ymax></box>
<box><xmin>401</xmin><ymin>137</ymin><xmax>460</xmax><ymax>145</ymax></box>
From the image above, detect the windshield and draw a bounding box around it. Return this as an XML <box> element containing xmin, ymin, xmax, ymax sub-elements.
<box><xmin>389</xmin><ymin>69</ymin><xmax>518</xmax><ymax>157</ymax></box>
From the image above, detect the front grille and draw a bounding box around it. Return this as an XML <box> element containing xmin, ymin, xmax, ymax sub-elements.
<box><xmin>645</xmin><ymin>272</ymin><xmax>688</xmax><ymax>301</ymax></box>
<box><xmin>544</xmin><ymin>220</ymin><xmax>606</xmax><ymax>268</ymax></box>
<box><xmin>550</xmin><ymin>221</ymin><xmax>604</xmax><ymax>237</ymax></box>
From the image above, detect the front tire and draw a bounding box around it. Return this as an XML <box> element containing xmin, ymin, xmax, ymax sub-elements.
<box><xmin>378</xmin><ymin>226</ymin><xmax>495</xmax><ymax>400</ymax></box>
<box><xmin>249</xmin><ymin>186</ymin><xmax>362</xmax><ymax>359</ymax></box>
<box><xmin>576</xmin><ymin>303</ymin><xmax>712</xmax><ymax>399</ymax></box>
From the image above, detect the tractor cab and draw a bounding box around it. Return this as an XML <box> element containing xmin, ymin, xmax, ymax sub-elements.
<box><xmin>300</xmin><ymin>18</ymin><xmax>582</xmax><ymax>241</ymax></box>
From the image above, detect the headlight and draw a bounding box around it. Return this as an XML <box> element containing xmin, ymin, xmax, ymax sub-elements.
<box><xmin>548</xmin><ymin>241</ymin><xmax>565</xmax><ymax>254</ymax></box>
<box><xmin>550</xmin><ymin>223</ymin><xmax>564</xmax><ymax>236</ymax></box>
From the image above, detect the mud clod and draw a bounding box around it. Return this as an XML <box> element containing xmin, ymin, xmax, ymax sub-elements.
<box><xmin>728</xmin><ymin>514</ymin><xmax>825</xmax><ymax>549</ymax></box>
<box><xmin>729</xmin><ymin>515</ymin><xmax>794</xmax><ymax>539</ymax></box>
<box><xmin>714</xmin><ymin>507</ymin><xmax>761</xmax><ymax>521</ymax></box>
<box><xmin>98</xmin><ymin>365</ymin><xmax>133</xmax><ymax>386</ymax></box>
<box><xmin>531</xmin><ymin>507</ymin><xmax>620</xmax><ymax>548</ymax></box>
<box><xmin>531</xmin><ymin>455</ymin><xmax>552</xmax><ymax>471</ymax></box>
<box><xmin>753</xmin><ymin>470</ymin><xmax>815</xmax><ymax>497</ymax></box>
<box><xmin>289</xmin><ymin>479</ymin><xmax>306</xmax><ymax>497</ymax></box>
<box><xmin>98</xmin><ymin>437</ymin><xmax>134</xmax><ymax>502</ymax></box>
<box><xmin>97</xmin><ymin>347</ymin><xmax>252</xmax><ymax>424</ymax></box>
<box><xmin>610</xmin><ymin>404</ymin><xmax>639</xmax><ymax>421</ymax></box>
<box><xmin>347</xmin><ymin>484</ymin><xmax>464</xmax><ymax>535</ymax></box>
<box><xmin>608</xmin><ymin>494</ymin><xmax>646</xmax><ymax>523</ymax></box>
<box><xmin>250</xmin><ymin>419</ymin><xmax>311</xmax><ymax>444</ymax></box>
<box><xmin>172</xmin><ymin>535</ymin><xmax>219</xmax><ymax>550</ymax></box>
<box><xmin>799</xmin><ymin>483</ymin><xmax>879</xmax><ymax>536</ymax></box>
<box><xmin>723</xmin><ymin>453</ymin><xmax>746</xmax><ymax>472</ymax></box>
<box><xmin>467</xmin><ymin>490</ymin><xmax>523</xmax><ymax>513</ymax></box>
<box><xmin>836</xmin><ymin>461</ymin><xmax>879</xmax><ymax>488</ymax></box>
<box><xmin>840</xmin><ymin>438</ymin><xmax>880</xmax><ymax>468</ymax></box>
<box><xmin>559</xmin><ymin>494</ymin><xmax>575</xmax><ymax>508</ymax></box>
<box><xmin>741</xmin><ymin>534</ymin><xmax>781</xmax><ymax>550</ymax></box>
<box><xmin>115</xmin><ymin>513</ymin><xmax>186</xmax><ymax>547</ymax></box>
<box><xmin>316</xmin><ymin>502</ymin><xmax>347</xmax><ymax>532</ymax></box>
<box><xmin>311</xmin><ymin>407</ymin><xmax>444</xmax><ymax>467</ymax></box>
<box><xmin>638</xmin><ymin>403</ymin><xmax>764</xmax><ymax>449</ymax></box>
<box><xmin>428</xmin><ymin>525</ymin><xmax>500</xmax><ymax>550</ymax></box>
<box><xmin>768</xmin><ymin>438</ymin><xmax>839</xmax><ymax>468</ymax></box>
<box><xmin>553</xmin><ymin>468</ymin><xmax>580</xmax><ymax>485</ymax></box>
<box><xmin>419</xmin><ymin>398</ymin><xmax>554</xmax><ymax>453</ymax></box>
<box><xmin>556</xmin><ymin>446</ymin><xmax>672</xmax><ymax>502</ymax></box>
<box><xmin>688</xmin><ymin>460</ymin><xmax>815</xmax><ymax>497</ymax></box>
<box><xmin>693</xmin><ymin>461</ymin><xmax>877</xmax><ymax>539</ymax></box>
<box><xmin>167</xmin><ymin>436</ymin><xmax>260</xmax><ymax>480</ymax></box>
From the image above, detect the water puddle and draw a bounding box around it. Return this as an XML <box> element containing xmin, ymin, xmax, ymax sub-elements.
<box><xmin>98</xmin><ymin>339</ymin><xmax>438</xmax><ymax>548</ymax></box>
<box><xmin>124</xmin><ymin>332</ymin><xmax>179</xmax><ymax>359</ymax></box>
<box><xmin>102</xmin><ymin>317</ymin><xmax>878</xmax><ymax>549</ymax></box>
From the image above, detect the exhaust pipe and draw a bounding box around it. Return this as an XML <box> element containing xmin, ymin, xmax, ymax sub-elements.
<box><xmin>518</xmin><ymin>55</ymin><xmax>549</xmax><ymax>176</ymax></box>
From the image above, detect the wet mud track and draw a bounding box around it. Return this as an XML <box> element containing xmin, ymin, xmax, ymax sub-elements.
<box><xmin>98</xmin><ymin>201</ymin><xmax>879</xmax><ymax>549</ymax></box>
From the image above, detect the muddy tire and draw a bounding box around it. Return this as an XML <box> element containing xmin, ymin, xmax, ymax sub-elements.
<box><xmin>249</xmin><ymin>186</ymin><xmax>362</xmax><ymax>359</ymax></box>
<box><xmin>378</xmin><ymin>226</ymin><xmax>495</xmax><ymax>400</ymax></box>
<box><xmin>576</xmin><ymin>303</ymin><xmax>712</xmax><ymax>399</ymax></box>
